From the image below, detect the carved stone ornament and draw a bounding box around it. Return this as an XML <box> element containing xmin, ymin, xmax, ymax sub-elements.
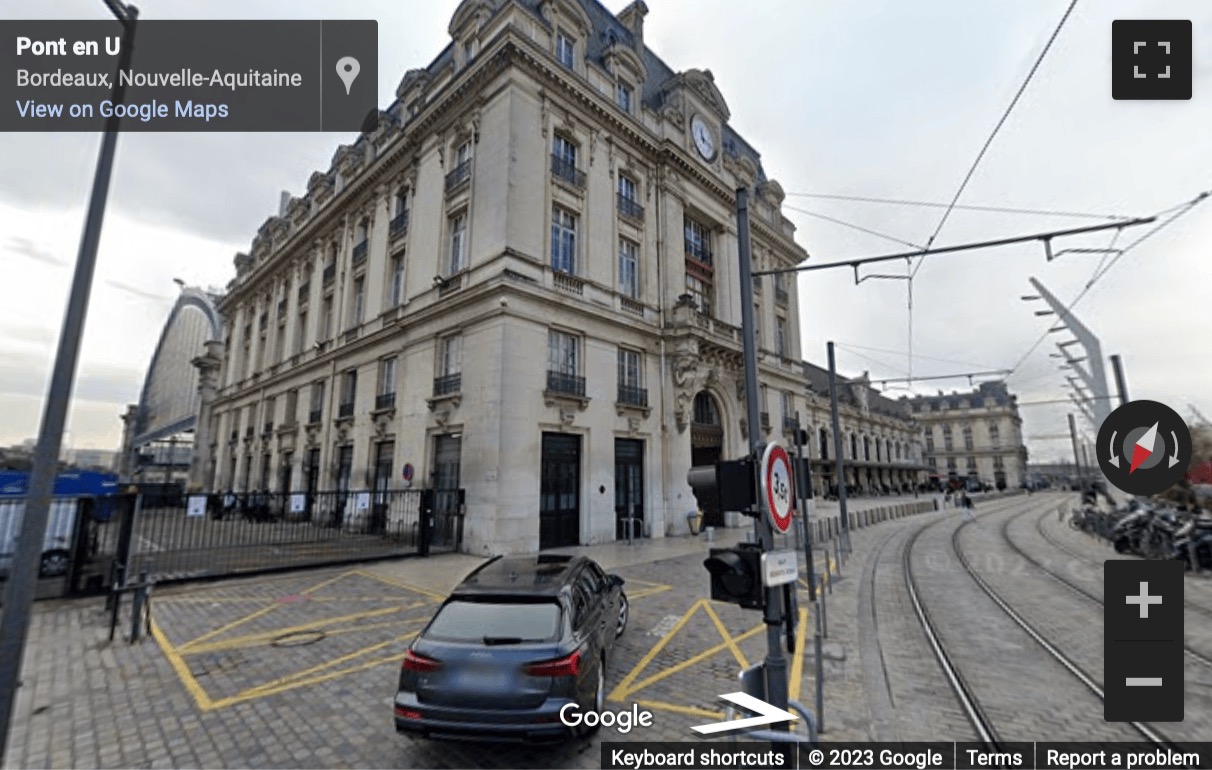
<box><xmin>560</xmin><ymin>408</ymin><xmax>576</xmax><ymax>428</ymax></box>
<box><xmin>433</xmin><ymin>407</ymin><xmax>451</xmax><ymax>427</ymax></box>
<box><xmin>337</xmin><ymin>422</ymin><xmax>352</xmax><ymax>442</ymax></box>
<box><xmin>305</xmin><ymin>424</ymin><xmax>321</xmax><ymax>447</ymax></box>
<box><xmin>627</xmin><ymin>416</ymin><xmax>641</xmax><ymax>435</ymax></box>
<box><xmin>374</xmin><ymin>413</ymin><xmax>392</xmax><ymax>438</ymax></box>
<box><xmin>672</xmin><ymin>354</ymin><xmax>702</xmax><ymax>434</ymax></box>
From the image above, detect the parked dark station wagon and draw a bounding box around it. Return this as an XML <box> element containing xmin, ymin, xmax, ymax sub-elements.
<box><xmin>394</xmin><ymin>553</ymin><xmax>628</xmax><ymax>742</ymax></box>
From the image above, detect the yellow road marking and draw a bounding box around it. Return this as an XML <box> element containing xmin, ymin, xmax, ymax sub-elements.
<box><xmin>633</xmin><ymin>699</ymin><xmax>724</xmax><ymax>720</ymax></box>
<box><xmin>608</xmin><ymin>598</ymin><xmax>705</xmax><ymax>700</ymax></box>
<box><xmin>150</xmin><ymin>618</ymin><xmax>217</xmax><ymax>711</ymax></box>
<box><xmin>626</xmin><ymin>580</ymin><xmax>673</xmax><ymax>600</ymax></box>
<box><xmin>180</xmin><ymin>604</ymin><xmax>414</xmax><ymax>654</ymax></box>
<box><xmin>352</xmin><ymin>569</ymin><xmax>446</xmax><ymax>600</ymax></box>
<box><xmin>789</xmin><ymin>606</ymin><xmax>808</xmax><ymax>702</ymax></box>
<box><xmin>703</xmin><ymin>601</ymin><xmax>750</xmax><ymax>670</ymax></box>
<box><xmin>176</xmin><ymin>571</ymin><xmax>355</xmax><ymax>650</ymax></box>
<box><xmin>225</xmin><ymin>651</ymin><xmax>409</xmax><ymax>705</ymax></box>
<box><xmin>243</xmin><ymin>631</ymin><xmax>418</xmax><ymax>695</ymax></box>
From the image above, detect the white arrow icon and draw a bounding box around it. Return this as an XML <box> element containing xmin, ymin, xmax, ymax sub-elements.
<box><xmin>1108</xmin><ymin>431</ymin><xmax>1120</xmax><ymax>468</ymax></box>
<box><xmin>1169</xmin><ymin>431</ymin><xmax>1181</xmax><ymax>468</ymax></box>
<box><xmin>690</xmin><ymin>692</ymin><xmax>798</xmax><ymax>735</ymax></box>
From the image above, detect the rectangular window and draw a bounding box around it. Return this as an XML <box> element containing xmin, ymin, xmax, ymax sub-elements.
<box><xmin>340</xmin><ymin>369</ymin><xmax>357</xmax><ymax>413</ymax></box>
<box><xmin>615</xmin><ymin>81</ymin><xmax>633</xmax><ymax>112</ymax></box>
<box><xmin>618</xmin><ymin>174</ymin><xmax>637</xmax><ymax>203</ymax></box>
<box><xmin>379</xmin><ymin>357</ymin><xmax>397</xmax><ymax>396</ymax></box>
<box><xmin>684</xmin><ymin>217</ymin><xmax>712</xmax><ymax>264</ymax></box>
<box><xmin>553</xmin><ymin>135</ymin><xmax>576</xmax><ymax>166</ymax></box>
<box><xmin>617</xmin><ymin>348</ymin><xmax>641</xmax><ymax>389</ymax></box>
<box><xmin>685</xmin><ymin>271</ymin><xmax>712</xmax><ymax>317</ymax></box>
<box><xmin>551</xmin><ymin>207</ymin><xmax>577</xmax><ymax>275</ymax></box>
<box><xmin>781</xmin><ymin>391</ymin><xmax>793</xmax><ymax>423</ymax></box>
<box><xmin>618</xmin><ymin>238</ymin><xmax>638</xmax><ymax>299</ymax></box>
<box><xmin>274</xmin><ymin>322</ymin><xmax>286</xmax><ymax>363</ymax></box>
<box><xmin>775</xmin><ymin>317</ymin><xmax>788</xmax><ymax>357</ymax></box>
<box><xmin>548</xmin><ymin>330</ymin><xmax>578</xmax><ymax>376</ymax></box>
<box><xmin>309</xmin><ymin>381</ymin><xmax>325</xmax><ymax>422</ymax></box>
<box><xmin>556</xmin><ymin>31</ymin><xmax>575</xmax><ymax>68</ymax></box>
<box><xmin>263</xmin><ymin>396</ymin><xmax>276</xmax><ymax>434</ymax></box>
<box><xmin>456</xmin><ymin>141</ymin><xmax>471</xmax><ymax>167</ymax></box>
<box><xmin>440</xmin><ymin>335</ymin><xmax>463</xmax><ymax>377</ymax></box>
<box><xmin>449</xmin><ymin>212</ymin><xmax>467</xmax><ymax>274</ymax></box>
<box><xmin>351</xmin><ymin>276</ymin><xmax>365</xmax><ymax>326</ymax></box>
<box><xmin>284</xmin><ymin>389</ymin><xmax>299</xmax><ymax>426</ymax></box>
<box><xmin>294</xmin><ymin>310</ymin><xmax>307</xmax><ymax>355</ymax></box>
<box><xmin>389</xmin><ymin>254</ymin><xmax>405</xmax><ymax>307</ymax></box>
<box><xmin>321</xmin><ymin>295</ymin><xmax>334</xmax><ymax>340</ymax></box>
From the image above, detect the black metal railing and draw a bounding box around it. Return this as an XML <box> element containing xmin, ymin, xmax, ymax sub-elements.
<box><xmin>547</xmin><ymin>370</ymin><xmax>585</xmax><ymax>397</ymax></box>
<box><xmin>259</xmin><ymin>314</ymin><xmax>268</xmax><ymax>331</ymax></box>
<box><xmin>433</xmin><ymin>373</ymin><xmax>462</xmax><ymax>396</ymax></box>
<box><xmin>775</xmin><ymin>286</ymin><xmax>789</xmax><ymax>305</ymax></box>
<box><xmin>617</xmin><ymin>193</ymin><xmax>644</xmax><ymax>221</ymax></box>
<box><xmin>760</xmin><ymin>412</ymin><xmax>770</xmax><ymax>428</ymax></box>
<box><xmin>308</xmin><ymin>409</ymin><xmax>322</xmax><ymax>424</ymax></box>
<box><xmin>445</xmin><ymin>160</ymin><xmax>471</xmax><ymax>191</ymax></box>
<box><xmin>322</xmin><ymin>264</ymin><xmax>336</xmax><ymax>285</ymax></box>
<box><xmin>263</xmin><ymin>421</ymin><xmax>274</xmax><ymax>436</ymax></box>
<box><xmin>375</xmin><ymin>392</ymin><xmax>396</xmax><ymax>410</ymax></box>
<box><xmin>277</xmin><ymin>300</ymin><xmax>287</xmax><ymax>319</ymax></box>
<box><xmin>352</xmin><ymin>241</ymin><xmax>368</xmax><ymax>264</ymax></box>
<box><xmin>783</xmin><ymin>416</ymin><xmax>799</xmax><ymax>432</ymax></box>
<box><xmin>338</xmin><ymin>402</ymin><xmax>355</xmax><ymax>419</ymax></box>
<box><xmin>245</xmin><ymin>426</ymin><xmax>255</xmax><ymax>438</ymax></box>
<box><xmin>297</xmin><ymin>282</ymin><xmax>310</xmax><ymax>303</ymax></box>
<box><xmin>551</xmin><ymin>155</ymin><xmax>585</xmax><ymax>188</ymax></box>
<box><xmin>390</xmin><ymin>211</ymin><xmax>409</xmax><ymax>239</ymax></box>
<box><xmin>617</xmin><ymin>385</ymin><xmax>648</xmax><ymax>408</ymax></box>
<box><xmin>685</xmin><ymin>240</ymin><xmax>712</xmax><ymax>265</ymax></box>
<box><xmin>229</xmin><ymin>430</ymin><xmax>239</xmax><ymax>443</ymax></box>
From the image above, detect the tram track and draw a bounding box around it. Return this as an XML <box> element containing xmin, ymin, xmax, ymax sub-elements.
<box><xmin>903</xmin><ymin>494</ymin><xmax>1172</xmax><ymax>746</ymax></box>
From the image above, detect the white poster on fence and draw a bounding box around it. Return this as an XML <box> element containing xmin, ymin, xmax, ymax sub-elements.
<box><xmin>186</xmin><ymin>495</ymin><xmax>207</xmax><ymax>518</ymax></box>
<box><xmin>355</xmin><ymin>492</ymin><xmax>371</xmax><ymax>511</ymax></box>
<box><xmin>289</xmin><ymin>493</ymin><xmax>306</xmax><ymax>513</ymax></box>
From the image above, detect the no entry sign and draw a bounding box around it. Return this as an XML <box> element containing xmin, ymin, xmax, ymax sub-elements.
<box><xmin>761</xmin><ymin>443</ymin><xmax>795</xmax><ymax>534</ymax></box>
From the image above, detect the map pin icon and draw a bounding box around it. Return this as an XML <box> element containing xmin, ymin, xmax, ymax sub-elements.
<box><xmin>336</xmin><ymin>56</ymin><xmax>360</xmax><ymax>95</ymax></box>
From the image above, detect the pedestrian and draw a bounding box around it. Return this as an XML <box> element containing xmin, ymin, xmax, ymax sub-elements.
<box><xmin>962</xmin><ymin>492</ymin><xmax>975</xmax><ymax>522</ymax></box>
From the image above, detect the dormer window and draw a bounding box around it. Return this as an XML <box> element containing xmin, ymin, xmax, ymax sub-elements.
<box><xmin>616</xmin><ymin>81</ymin><xmax>633</xmax><ymax>113</ymax></box>
<box><xmin>556</xmin><ymin>30</ymin><xmax>575</xmax><ymax>68</ymax></box>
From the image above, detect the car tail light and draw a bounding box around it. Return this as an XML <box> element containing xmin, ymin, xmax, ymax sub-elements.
<box><xmin>394</xmin><ymin>705</ymin><xmax>423</xmax><ymax>720</ymax></box>
<box><xmin>524</xmin><ymin>650</ymin><xmax>580</xmax><ymax>677</ymax></box>
<box><xmin>401</xmin><ymin>649</ymin><xmax>441</xmax><ymax>673</ymax></box>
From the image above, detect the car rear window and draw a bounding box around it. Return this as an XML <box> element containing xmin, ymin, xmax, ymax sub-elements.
<box><xmin>424</xmin><ymin>600</ymin><xmax>561</xmax><ymax>642</ymax></box>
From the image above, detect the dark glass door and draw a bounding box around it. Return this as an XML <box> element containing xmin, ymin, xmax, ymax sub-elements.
<box><xmin>615</xmin><ymin>439</ymin><xmax>644</xmax><ymax>540</ymax></box>
<box><xmin>540</xmin><ymin>433</ymin><xmax>581</xmax><ymax>549</ymax></box>
<box><xmin>433</xmin><ymin>435</ymin><xmax>462</xmax><ymax>547</ymax></box>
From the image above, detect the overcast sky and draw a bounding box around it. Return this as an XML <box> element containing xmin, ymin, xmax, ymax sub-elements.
<box><xmin>3</xmin><ymin>0</ymin><xmax>1210</xmax><ymax>464</ymax></box>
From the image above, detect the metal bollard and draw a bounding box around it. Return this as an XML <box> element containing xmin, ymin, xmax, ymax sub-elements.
<box><xmin>834</xmin><ymin>538</ymin><xmax>843</xmax><ymax>574</ymax></box>
<box><xmin>815</xmin><ymin>602</ymin><xmax>825</xmax><ymax>733</ymax></box>
<box><xmin>129</xmin><ymin>569</ymin><xmax>150</xmax><ymax>643</ymax></box>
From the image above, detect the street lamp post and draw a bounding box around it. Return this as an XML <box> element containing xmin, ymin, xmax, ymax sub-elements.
<box><xmin>0</xmin><ymin>3</ymin><xmax>138</xmax><ymax>758</ymax></box>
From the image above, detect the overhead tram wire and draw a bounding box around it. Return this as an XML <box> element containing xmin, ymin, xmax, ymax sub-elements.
<box><xmin>1004</xmin><ymin>189</ymin><xmax>1212</xmax><ymax>379</ymax></box>
<box><xmin>832</xmin><ymin>341</ymin><xmax>1001</xmax><ymax>373</ymax></box>
<box><xmin>904</xmin><ymin>0</ymin><xmax>1079</xmax><ymax>381</ymax></box>
<box><xmin>784</xmin><ymin>205</ymin><xmax>925</xmax><ymax>250</ymax></box>
<box><xmin>783</xmin><ymin>192</ymin><xmax>1129</xmax><ymax>222</ymax></box>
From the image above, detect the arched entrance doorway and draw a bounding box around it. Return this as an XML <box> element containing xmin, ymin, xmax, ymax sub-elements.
<box><xmin>690</xmin><ymin>391</ymin><xmax>725</xmax><ymax>526</ymax></box>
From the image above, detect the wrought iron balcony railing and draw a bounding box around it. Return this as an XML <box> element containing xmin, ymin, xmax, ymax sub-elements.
<box><xmin>445</xmin><ymin>161</ymin><xmax>471</xmax><ymax>191</ymax></box>
<box><xmin>616</xmin><ymin>193</ymin><xmax>644</xmax><ymax>221</ymax></box>
<box><xmin>389</xmin><ymin>211</ymin><xmax>409</xmax><ymax>239</ymax></box>
<box><xmin>352</xmin><ymin>241</ymin><xmax>368</xmax><ymax>264</ymax></box>
<box><xmin>338</xmin><ymin>402</ymin><xmax>355</xmax><ymax>419</ymax></box>
<box><xmin>547</xmin><ymin>370</ymin><xmax>586</xmax><ymax>397</ymax></box>
<box><xmin>684</xmin><ymin>240</ymin><xmax>712</xmax><ymax>265</ymax></box>
<box><xmin>617</xmin><ymin>385</ymin><xmax>647</xmax><ymax>408</ymax></box>
<box><xmin>433</xmin><ymin>373</ymin><xmax>462</xmax><ymax>396</ymax></box>
<box><xmin>551</xmin><ymin>155</ymin><xmax>585</xmax><ymax>188</ymax></box>
<box><xmin>375</xmin><ymin>392</ymin><xmax>396</xmax><ymax>410</ymax></box>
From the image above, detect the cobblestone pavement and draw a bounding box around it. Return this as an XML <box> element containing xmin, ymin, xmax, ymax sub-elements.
<box><xmin>11</xmin><ymin>492</ymin><xmax>1203</xmax><ymax>768</ymax></box>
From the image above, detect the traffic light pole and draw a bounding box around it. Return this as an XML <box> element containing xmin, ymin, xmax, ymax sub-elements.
<box><xmin>0</xmin><ymin>6</ymin><xmax>138</xmax><ymax>759</ymax></box>
<box><xmin>736</xmin><ymin>187</ymin><xmax>790</xmax><ymax>721</ymax></box>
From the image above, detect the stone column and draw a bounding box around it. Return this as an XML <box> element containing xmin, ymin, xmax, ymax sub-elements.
<box><xmin>117</xmin><ymin>404</ymin><xmax>139</xmax><ymax>482</ymax></box>
<box><xmin>190</xmin><ymin>340</ymin><xmax>225</xmax><ymax>490</ymax></box>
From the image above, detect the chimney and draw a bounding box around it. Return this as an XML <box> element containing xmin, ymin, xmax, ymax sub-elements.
<box><xmin>279</xmin><ymin>190</ymin><xmax>292</xmax><ymax>218</ymax></box>
<box><xmin>617</xmin><ymin>1</ymin><xmax>647</xmax><ymax>54</ymax></box>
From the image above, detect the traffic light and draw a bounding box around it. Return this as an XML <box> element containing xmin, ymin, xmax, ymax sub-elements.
<box><xmin>687</xmin><ymin>459</ymin><xmax>757</xmax><ymax>515</ymax></box>
<box><xmin>703</xmin><ymin>544</ymin><xmax>765</xmax><ymax>609</ymax></box>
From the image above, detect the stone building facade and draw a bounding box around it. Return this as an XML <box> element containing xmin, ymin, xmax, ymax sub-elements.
<box><xmin>904</xmin><ymin>381</ymin><xmax>1029</xmax><ymax>490</ymax></box>
<box><xmin>192</xmin><ymin>0</ymin><xmax>925</xmax><ymax>554</ymax></box>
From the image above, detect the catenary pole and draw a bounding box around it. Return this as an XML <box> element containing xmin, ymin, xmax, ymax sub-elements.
<box><xmin>826</xmin><ymin>342</ymin><xmax>852</xmax><ymax>554</ymax></box>
<box><xmin>1110</xmin><ymin>354</ymin><xmax>1130</xmax><ymax>406</ymax></box>
<box><xmin>0</xmin><ymin>5</ymin><xmax>138</xmax><ymax>759</ymax></box>
<box><xmin>736</xmin><ymin>187</ymin><xmax>789</xmax><ymax>721</ymax></box>
<box><xmin>1068</xmin><ymin>413</ymin><xmax>1084</xmax><ymax>492</ymax></box>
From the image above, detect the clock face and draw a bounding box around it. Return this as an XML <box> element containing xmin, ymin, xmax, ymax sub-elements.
<box><xmin>691</xmin><ymin>115</ymin><xmax>715</xmax><ymax>160</ymax></box>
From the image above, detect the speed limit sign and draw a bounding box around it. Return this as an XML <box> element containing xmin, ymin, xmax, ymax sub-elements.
<box><xmin>760</xmin><ymin>443</ymin><xmax>795</xmax><ymax>534</ymax></box>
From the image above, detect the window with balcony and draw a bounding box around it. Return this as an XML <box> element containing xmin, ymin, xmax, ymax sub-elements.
<box><xmin>434</xmin><ymin>334</ymin><xmax>462</xmax><ymax>395</ymax></box>
<box><xmin>350</xmin><ymin>276</ymin><xmax>365</xmax><ymax>327</ymax></box>
<box><xmin>942</xmin><ymin>424</ymin><xmax>953</xmax><ymax>451</ymax></box>
<box><xmin>448</xmin><ymin>211</ymin><xmax>468</xmax><ymax>274</ymax></box>
<box><xmin>946</xmin><ymin>457</ymin><xmax>957</xmax><ymax>471</ymax></box>
<box><xmin>353</xmin><ymin>219</ymin><xmax>369</xmax><ymax>264</ymax></box>
<box><xmin>616</xmin><ymin>80</ymin><xmax>633</xmax><ymax>112</ymax></box>
<box><xmin>339</xmin><ymin>369</ymin><xmax>357</xmax><ymax>418</ymax></box>
<box><xmin>284</xmin><ymin>389</ymin><xmax>298</xmax><ymax>427</ymax></box>
<box><xmin>685</xmin><ymin>270</ymin><xmax>713</xmax><ymax>317</ymax></box>
<box><xmin>617</xmin><ymin>348</ymin><xmax>645</xmax><ymax>407</ymax></box>
<box><xmin>555</xmin><ymin>30</ymin><xmax>575</xmax><ymax>68</ymax></box>
<box><xmin>618</xmin><ymin>238</ymin><xmax>638</xmax><ymax>299</ymax></box>
<box><xmin>774</xmin><ymin>271</ymin><xmax>788</xmax><ymax>305</ymax></box>
<box><xmin>551</xmin><ymin>206</ymin><xmax>577</xmax><ymax>275</ymax></box>
<box><xmin>308</xmin><ymin>381</ymin><xmax>325</xmax><ymax>424</ymax></box>
<box><xmin>377</xmin><ymin>357</ymin><xmax>397</xmax><ymax>410</ymax></box>
<box><xmin>781</xmin><ymin>392</ymin><xmax>796</xmax><ymax>431</ymax></box>
<box><xmin>294</xmin><ymin>309</ymin><xmax>307</xmax><ymax>356</ymax></box>
<box><xmin>547</xmin><ymin>330</ymin><xmax>582</xmax><ymax>396</ymax></box>
<box><xmin>551</xmin><ymin>136</ymin><xmax>583</xmax><ymax>188</ymax></box>
<box><xmin>446</xmin><ymin>142</ymin><xmax>471</xmax><ymax>191</ymax></box>
<box><xmin>323</xmin><ymin>244</ymin><xmax>337</xmax><ymax>286</ymax></box>
<box><xmin>320</xmin><ymin>295</ymin><xmax>334</xmax><ymax>341</ymax></box>
<box><xmin>617</xmin><ymin>174</ymin><xmax>643</xmax><ymax>220</ymax></box>
<box><xmin>389</xmin><ymin>254</ymin><xmax>405</xmax><ymax>307</ymax></box>
<box><xmin>989</xmin><ymin>422</ymin><xmax>1001</xmax><ymax>449</ymax></box>
<box><xmin>274</xmin><ymin>320</ymin><xmax>286</xmax><ymax>363</ymax></box>
<box><xmin>390</xmin><ymin>191</ymin><xmax>409</xmax><ymax>239</ymax></box>
<box><xmin>684</xmin><ymin>217</ymin><xmax>712</xmax><ymax>265</ymax></box>
<box><xmin>966</xmin><ymin>456</ymin><xmax>976</xmax><ymax>471</ymax></box>
<box><xmin>775</xmin><ymin>317</ymin><xmax>788</xmax><ymax>357</ymax></box>
<box><xmin>963</xmin><ymin>425</ymin><xmax>974</xmax><ymax>451</ymax></box>
<box><xmin>263</xmin><ymin>396</ymin><xmax>276</xmax><ymax>435</ymax></box>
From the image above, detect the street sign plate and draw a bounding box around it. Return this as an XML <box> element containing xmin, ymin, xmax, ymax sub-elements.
<box><xmin>760</xmin><ymin>443</ymin><xmax>795</xmax><ymax>533</ymax></box>
<box><xmin>761</xmin><ymin>549</ymin><xmax>798</xmax><ymax>587</ymax></box>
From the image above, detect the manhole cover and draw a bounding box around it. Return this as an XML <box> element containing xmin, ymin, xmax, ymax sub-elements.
<box><xmin>271</xmin><ymin>629</ymin><xmax>326</xmax><ymax>647</ymax></box>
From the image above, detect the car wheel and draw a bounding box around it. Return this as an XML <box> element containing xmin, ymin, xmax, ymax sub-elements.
<box><xmin>615</xmin><ymin>592</ymin><xmax>629</xmax><ymax>638</ymax></box>
<box><xmin>39</xmin><ymin>549</ymin><xmax>71</xmax><ymax>578</ymax></box>
<box><xmin>575</xmin><ymin>659</ymin><xmax>606</xmax><ymax>738</ymax></box>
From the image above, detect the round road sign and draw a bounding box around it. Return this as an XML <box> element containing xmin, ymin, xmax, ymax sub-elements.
<box><xmin>761</xmin><ymin>443</ymin><xmax>795</xmax><ymax>534</ymax></box>
<box><xmin>402</xmin><ymin>463</ymin><xmax>414</xmax><ymax>482</ymax></box>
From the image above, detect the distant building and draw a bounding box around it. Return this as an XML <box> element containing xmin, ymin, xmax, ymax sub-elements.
<box><xmin>70</xmin><ymin>449</ymin><xmax>119</xmax><ymax>471</ymax></box>
<box><xmin>904</xmin><ymin>381</ymin><xmax>1028</xmax><ymax>489</ymax></box>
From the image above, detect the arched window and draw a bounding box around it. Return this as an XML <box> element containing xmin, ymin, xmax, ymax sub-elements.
<box><xmin>693</xmin><ymin>392</ymin><xmax>720</xmax><ymax>426</ymax></box>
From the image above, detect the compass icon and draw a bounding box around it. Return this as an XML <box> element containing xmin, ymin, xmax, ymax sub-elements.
<box><xmin>1096</xmin><ymin>399</ymin><xmax>1192</xmax><ymax>496</ymax></box>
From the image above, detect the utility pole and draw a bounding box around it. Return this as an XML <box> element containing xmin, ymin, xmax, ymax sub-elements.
<box><xmin>0</xmin><ymin>4</ymin><xmax>138</xmax><ymax>758</ymax></box>
<box><xmin>826</xmin><ymin>342</ymin><xmax>852</xmax><ymax>554</ymax></box>
<box><xmin>736</xmin><ymin>187</ymin><xmax>789</xmax><ymax>721</ymax></box>
<box><xmin>794</xmin><ymin>413</ymin><xmax>817</xmax><ymax>602</ymax></box>
<box><xmin>1110</xmin><ymin>354</ymin><xmax>1130</xmax><ymax>406</ymax></box>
